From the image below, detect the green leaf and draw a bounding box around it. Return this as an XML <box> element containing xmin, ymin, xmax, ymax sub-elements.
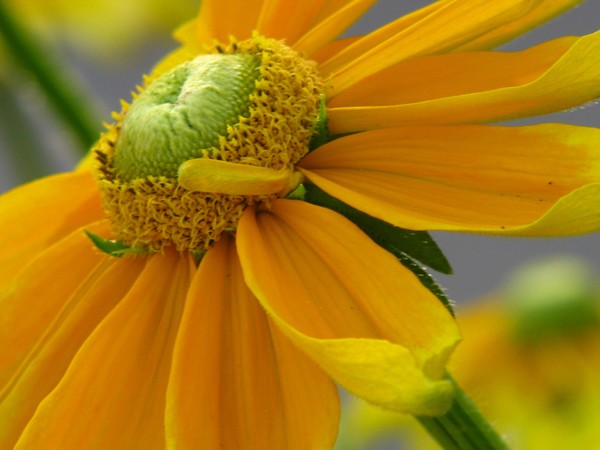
<box><xmin>304</xmin><ymin>184</ymin><xmax>452</xmax><ymax>274</ymax></box>
<box><xmin>308</xmin><ymin>95</ymin><xmax>329</xmax><ymax>151</ymax></box>
<box><xmin>397</xmin><ymin>253</ymin><xmax>454</xmax><ymax>315</ymax></box>
<box><xmin>84</xmin><ymin>230</ymin><xmax>149</xmax><ymax>258</ymax></box>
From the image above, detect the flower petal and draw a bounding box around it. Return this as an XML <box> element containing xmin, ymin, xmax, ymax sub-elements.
<box><xmin>15</xmin><ymin>250</ymin><xmax>194</xmax><ymax>449</ymax></box>
<box><xmin>0</xmin><ymin>236</ymin><xmax>144</xmax><ymax>448</ymax></box>
<box><xmin>318</xmin><ymin>0</ymin><xmax>446</xmax><ymax>76</ymax></box>
<box><xmin>293</xmin><ymin>0</ymin><xmax>378</xmax><ymax>57</ymax></box>
<box><xmin>328</xmin><ymin>31</ymin><xmax>600</xmax><ymax>133</ymax></box>
<box><xmin>327</xmin><ymin>0</ymin><xmax>548</xmax><ymax>96</ymax></box>
<box><xmin>311</xmin><ymin>35</ymin><xmax>361</xmax><ymax>65</ymax></box>
<box><xmin>0</xmin><ymin>222</ymin><xmax>108</xmax><ymax>392</ymax></box>
<box><xmin>195</xmin><ymin>0</ymin><xmax>264</xmax><ymax>43</ymax></box>
<box><xmin>166</xmin><ymin>236</ymin><xmax>339</xmax><ymax>450</ymax></box>
<box><xmin>0</xmin><ymin>171</ymin><xmax>103</xmax><ymax>291</ymax></box>
<box><xmin>166</xmin><ymin>234</ymin><xmax>339</xmax><ymax>449</ymax></box>
<box><xmin>256</xmin><ymin>0</ymin><xmax>331</xmax><ymax>44</ymax></box>
<box><xmin>300</xmin><ymin>124</ymin><xmax>600</xmax><ymax>236</ymax></box>
<box><xmin>454</xmin><ymin>0</ymin><xmax>584</xmax><ymax>51</ymax></box>
<box><xmin>237</xmin><ymin>200</ymin><xmax>460</xmax><ymax>415</ymax></box>
<box><xmin>328</xmin><ymin>36</ymin><xmax>577</xmax><ymax>108</ymax></box>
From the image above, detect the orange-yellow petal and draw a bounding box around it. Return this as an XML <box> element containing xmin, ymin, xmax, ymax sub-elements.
<box><xmin>237</xmin><ymin>200</ymin><xmax>460</xmax><ymax>415</ymax></box>
<box><xmin>317</xmin><ymin>0</ymin><xmax>447</xmax><ymax>76</ymax></box>
<box><xmin>166</xmin><ymin>234</ymin><xmax>339</xmax><ymax>449</ymax></box>
<box><xmin>293</xmin><ymin>0</ymin><xmax>377</xmax><ymax>57</ymax></box>
<box><xmin>256</xmin><ymin>0</ymin><xmax>334</xmax><ymax>44</ymax></box>
<box><xmin>327</xmin><ymin>0</ymin><xmax>548</xmax><ymax>97</ymax></box>
<box><xmin>0</xmin><ymin>230</ymin><xmax>144</xmax><ymax>448</ymax></box>
<box><xmin>0</xmin><ymin>171</ymin><xmax>103</xmax><ymax>290</ymax></box>
<box><xmin>328</xmin><ymin>30</ymin><xmax>600</xmax><ymax>133</ymax></box>
<box><xmin>300</xmin><ymin>124</ymin><xmax>600</xmax><ymax>236</ymax></box>
<box><xmin>15</xmin><ymin>250</ymin><xmax>194</xmax><ymax>449</ymax></box>
<box><xmin>310</xmin><ymin>35</ymin><xmax>361</xmax><ymax>66</ymax></box>
<box><xmin>328</xmin><ymin>36</ymin><xmax>577</xmax><ymax>108</ymax></box>
<box><xmin>454</xmin><ymin>0</ymin><xmax>584</xmax><ymax>51</ymax></box>
<box><xmin>0</xmin><ymin>221</ymin><xmax>109</xmax><ymax>392</ymax></box>
<box><xmin>194</xmin><ymin>0</ymin><xmax>264</xmax><ymax>43</ymax></box>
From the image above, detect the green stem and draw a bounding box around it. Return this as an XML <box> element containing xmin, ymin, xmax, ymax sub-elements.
<box><xmin>0</xmin><ymin>78</ymin><xmax>52</xmax><ymax>184</ymax></box>
<box><xmin>0</xmin><ymin>0</ymin><xmax>99</xmax><ymax>151</ymax></box>
<box><xmin>417</xmin><ymin>376</ymin><xmax>508</xmax><ymax>450</ymax></box>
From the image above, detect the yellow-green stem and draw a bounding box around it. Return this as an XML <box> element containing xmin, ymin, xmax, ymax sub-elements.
<box><xmin>416</xmin><ymin>375</ymin><xmax>508</xmax><ymax>450</ymax></box>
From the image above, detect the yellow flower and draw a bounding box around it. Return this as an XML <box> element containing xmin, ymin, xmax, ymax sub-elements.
<box><xmin>450</xmin><ymin>257</ymin><xmax>600</xmax><ymax>450</ymax></box>
<box><xmin>1</xmin><ymin>0</ymin><xmax>600</xmax><ymax>448</ymax></box>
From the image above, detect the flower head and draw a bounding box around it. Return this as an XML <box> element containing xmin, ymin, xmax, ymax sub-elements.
<box><xmin>2</xmin><ymin>0</ymin><xmax>600</xmax><ymax>448</ymax></box>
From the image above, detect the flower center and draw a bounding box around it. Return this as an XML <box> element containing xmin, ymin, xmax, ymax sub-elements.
<box><xmin>94</xmin><ymin>35</ymin><xmax>324</xmax><ymax>252</ymax></box>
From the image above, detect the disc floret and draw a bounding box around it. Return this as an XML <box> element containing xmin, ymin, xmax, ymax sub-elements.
<box><xmin>95</xmin><ymin>35</ymin><xmax>324</xmax><ymax>252</ymax></box>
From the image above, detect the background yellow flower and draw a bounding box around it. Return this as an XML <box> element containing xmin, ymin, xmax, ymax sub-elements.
<box><xmin>336</xmin><ymin>256</ymin><xmax>600</xmax><ymax>450</ymax></box>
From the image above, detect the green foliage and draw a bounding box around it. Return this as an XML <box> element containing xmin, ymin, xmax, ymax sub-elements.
<box><xmin>84</xmin><ymin>230</ymin><xmax>149</xmax><ymax>258</ymax></box>
<box><xmin>308</xmin><ymin>95</ymin><xmax>330</xmax><ymax>151</ymax></box>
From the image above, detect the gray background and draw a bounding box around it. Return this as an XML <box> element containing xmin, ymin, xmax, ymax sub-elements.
<box><xmin>1</xmin><ymin>0</ymin><xmax>599</xmax><ymax>305</ymax></box>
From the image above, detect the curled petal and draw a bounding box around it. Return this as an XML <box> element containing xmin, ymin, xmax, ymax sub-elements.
<box><xmin>328</xmin><ymin>36</ymin><xmax>577</xmax><ymax>108</ymax></box>
<box><xmin>329</xmin><ymin>31</ymin><xmax>600</xmax><ymax>132</ymax></box>
<box><xmin>327</xmin><ymin>0</ymin><xmax>551</xmax><ymax>96</ymax></box>
<box><xmin>237</xmin><ymin>200</ymin><xmax>460</xmax><ymax>415</ymax></box>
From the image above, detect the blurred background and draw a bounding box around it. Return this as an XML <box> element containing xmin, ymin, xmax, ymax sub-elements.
<box><xmin>1</xmin><ymin>0</ymin><xmax>599</xmax><ymax>303</ymax></box>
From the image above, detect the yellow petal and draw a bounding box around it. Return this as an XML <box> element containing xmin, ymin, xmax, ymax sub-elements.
<box><xmin>195</xmin><ymin>0</ymin><xmax>264</xmax><ymax>43</ymax></box>
<box><xmin>0</xmin><ymin>241</ymin><xmax>144</xmax><ymax>448</ymax></box>
<box><xmin>256</xmin><ymin>0</ymin><xmax>333</xmax><ymax>44</ymax></box>
<box><xmin>166</xmin><ymin>234</ymin><xmax>339</xmax><ymax>449</ymax></box>
<box><xmin>328</xmin><ymin>36</ymin><xmax>577</xmax><ymax>108</ymax></box>
<box><xmin>318</xmin><ymin>0</ymin><xmax>446</xmax><ymax>76</ymax></box>
<box><xmin>237</xmin><ymin>201</ymin><xmax>460</xmax><ymax>415</ymax></box>
<box><xmin>178</xmin><ymin>158</ymin><xmax>301</xmax><ymax>196</ymax></box>
<box><xmin>327</xmin><ymin>0</ymin><xmax>545</xmax><ymax>97</ymax></box>
<box><xmin>0</xmin><ymin>171</ymin><xmax>103</xmax><ymax>291</ymax></box>
<box><xmin>0</xmin><ymin>222</ymin><xmax>109</xmax><ymax>393</ymax></box>
<box><xmin>329</xmin><ymin>31</ymin><xmax>600</xmax><ymax>133</ymax></box>
<box><xmin>311</xmin><ymin>35</ymin><xmax>361</xmax><ymax>65</ymax></box>
<box><xmin>454</xmin><ymin>0</ymin><xmax>584</xmax><ymax>51</ymax></box>
<box><xmin>300</xmin><ymin>124</ymin><xmax>600</xmax><ymax>235</ymax></box>
<box><xmin>15</xmin><ymin>250</ymin><xmax>194</xmax><ymax>449</ymax></box>
<box><xmin>293</xmin><ymin>0</ymin><xmax>377</xmax><ymax>57</ymax></box>
<box><xmin>312</xmin><ymin>0</ymin><xmax>354</xmax><ymax>24</ymax></box>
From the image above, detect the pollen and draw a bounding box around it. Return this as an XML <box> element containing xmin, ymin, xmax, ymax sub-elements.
<box><xmin>95</xmin><ymin>35</ymin><xmax>324</xmax><ymax>252</ymax></box>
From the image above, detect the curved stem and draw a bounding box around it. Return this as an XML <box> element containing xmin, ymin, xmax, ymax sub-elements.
<box><xmin>0</xmin><ymin>1</ymin><xmax>99</xmax><ymax>151</ymax></box>
<box><xmin>417</xmin><ymin>375</ymin><xmax>508</xmax><ymax>450</ymax></box>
